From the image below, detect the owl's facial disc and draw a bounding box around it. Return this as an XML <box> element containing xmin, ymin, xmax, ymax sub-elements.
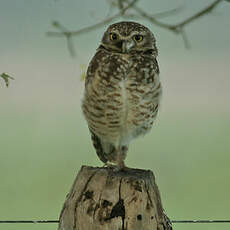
<box><xmin>101</xmin><ymin>21</ymin><xmax>157</xmax><ymax>55</ymax></box>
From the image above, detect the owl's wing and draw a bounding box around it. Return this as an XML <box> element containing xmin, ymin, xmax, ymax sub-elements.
<box><xmin>84</xmin><ymin>51</ymin><xmax>108</xmax><ymax>164</ymax></box>
<box><xmin>85</xmin><ymin>48</ymin><xmax>109</xmax><ymax>85</ymax></box>
<box><xmin>84</xmin><ymin>49</ymin><xmax>117</xmax><ymax>164</ymax></box>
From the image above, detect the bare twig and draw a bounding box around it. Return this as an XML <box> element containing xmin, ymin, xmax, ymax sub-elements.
<box><xmin>149</xmin><ymin>5</ymin><xmax>184</xmax><ymax>19</ymax></box>
<box><xmin>118</xmin><ymin>0</ymin><xmax>125</xmax><ymax>15</ymax></box>
<box><xmin>47</xmin><ymin>0</ymin><xmax>138</xmax><ymax>37</ymax></box>
<box><xmin>122</xmin><ymin>5</ymin><xmax>184</xmax><ymax>21</ymax></box>
<box><xmin>66</xmin><ymin>35</ymin><xmax>76</xmax><ymax>57</ymax></box>
<box><xmin>122</xmin><ymin>13</ymin><xmax>143</xmax><ymax>20</ymax></box>
<box><xmin>130</xmin><ymin>0</ymin><xmax>223</xmax><ymax>32</ymax></box>
<box><xmin>47</xmin><ymin>0</ymin><xmax>225</xmax><ymax>55</ymax></box>
<box><xmin>181</xmin><ymin>29</ymin><xmax>191</xmax><ymax>49</ymax></box>
<box><xmin>127</xmin><ymin>5</ymin><xmax>175</xmax><ymax>31</ymax></box>
<box><xmin>105</xmin><ymin>0</ymin><xmax>116</xmax><ymax>18</ymax></box>
<box><xmin>128</xmin><ymin>0</ymin><xmax>223</xmax><ymax>47</ymax></box>
<box><xmin>171</xmin><ymin>0</ymin><xmax>223</xmax><ymax>29</ymax></box>
<box><xmin>47</xmin><ymin>0</ymin><xmax>138</xmax><ymax>56</ymax></box>
<box><xmin>52</xmin><ymin>21</ymin><xmax>76</xmax><ymax>57</ymax></box>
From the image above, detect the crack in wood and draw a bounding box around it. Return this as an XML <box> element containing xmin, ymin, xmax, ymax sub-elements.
<box><xmin>83</xmin><ymin>190</ymin><xmax>94</xmax><ymax>201</ymax></box>
<box><xmin>104</xmin><ymin>178</ymin><xmax>126</xmax><ymax>230</ymax></box>
<box><xmin>145</xmin><ymin>181</ymin><xmax>153</xmax><ymax>209</ymax></box>
<box><xmin>93</xmin><ymin>193</ymin><xmax>101</xmax><ymax>219</ymax></box>
<box><xmin>73</xmin><ymin>168</ymin><xmax>100</xmax><ymax>229</ymax></box>
<box><xmin>107</xmin><ymin>199</ymin><xmax>125</xmax><ymax>220</ymax></box>
<box><xmin>102</xmin><ymin>199</ymin><xmax>113</xmax><ymax>208</ymax></box>
<box><xmin>119</xmin><ymin>178</ymin><xmax>125</xmax><ymax>230</ymax></box>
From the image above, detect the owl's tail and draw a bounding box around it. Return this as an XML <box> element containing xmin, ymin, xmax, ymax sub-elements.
<box><xmin>90</xmin><ymin>130</ymin><xmax>108</xmax><ymax>164</ymax></box>
<box><xmin>90</xmin><ymin>130</ymin><xmax>128</xmax><ymax>168</ymax></box>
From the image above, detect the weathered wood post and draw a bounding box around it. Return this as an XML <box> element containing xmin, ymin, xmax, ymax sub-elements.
<box><xmin>58</xmin><ymin>166</ymin><xmax>172</xmax><ymax>230</ymax></box>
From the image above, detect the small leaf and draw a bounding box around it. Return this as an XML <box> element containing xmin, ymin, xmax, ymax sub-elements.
<box><xmin>1</xmin><ymin>73</ymin><xmax>14</xmax><ymax>87</ymax></box>
<box><xmin>80</xmin><ymin>64</ymin><xmax>87</xmax><ymax>81</ymax></box>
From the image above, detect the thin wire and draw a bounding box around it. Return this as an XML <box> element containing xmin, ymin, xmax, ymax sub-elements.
<box><xmin>171</xmin><ymin>220</ymin><xmax>230</xmax><ymax>223</ymax></box>
<box><xmin>0</xmin><ymin>220</ymin><xmax>59</xmax><ymax>224</ymax></box>
<box><xmin>1</xmin><ymin>219</ymin><xmax>230</xmax><ymax>224</ymax></box>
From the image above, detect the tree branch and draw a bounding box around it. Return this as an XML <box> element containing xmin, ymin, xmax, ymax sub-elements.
<box><xmin>171</xmin><ymin>0</ymin><xmax>223</xmax><ymax>29</ymax></box>
<box><xmin>47</xmin><ymin>0</ymin><xmax>138</xmax><ymax>56</ymax></box>
<box><xmin>47</xmin><ymin>0</ymin><xmax>225</xmax><ymax>55</ymax></box>
<box><xmin>129</xmin><ymin>0</ymin><xmax>223</xmax><ymax>47</ymax></box>
<box><xmin>47</xmin><ymin>0</ymin><xmax>138</xmax><ymax>37</ymax></box>
<box><xmin>130</xmin><ymin>0</ymin><xmax>223</xmax><ymax>33</ymax></box>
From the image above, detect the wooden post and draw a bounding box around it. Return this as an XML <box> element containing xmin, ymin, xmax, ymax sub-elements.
<box><xmin>58</xmin><ymin>166</ymin><xmax>172</xmax><ymax>230</ymax></box>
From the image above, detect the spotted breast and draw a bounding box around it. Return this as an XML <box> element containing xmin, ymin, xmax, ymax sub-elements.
<box><xmin>82</xmin><ymin>47</ymin><xmax>161</xmax><ymax>166</ymax></box>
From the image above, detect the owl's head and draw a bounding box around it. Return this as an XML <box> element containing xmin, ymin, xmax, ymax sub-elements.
<box><xmin>101</xmin><ymin>21</ymin><xmax>157</xmax><ymax>56</ymax></box>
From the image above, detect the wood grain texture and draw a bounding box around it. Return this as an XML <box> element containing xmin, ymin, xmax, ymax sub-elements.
<box><xmin>58</xmin><ymin>166</ymin><xmax>172</xmax><ymax>230</ymax></box>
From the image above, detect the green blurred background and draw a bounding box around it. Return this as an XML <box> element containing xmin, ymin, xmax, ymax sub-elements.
<box><xmin>0</xmin><ymin>0</ymin><xmax>230</xmax><ymax>229</ymax></box>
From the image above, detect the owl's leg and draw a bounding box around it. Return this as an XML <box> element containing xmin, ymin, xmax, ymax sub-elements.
<box><xmin>102</xmin><ymin>144</ymin><xmax>128</xmax><ymax>170</ymax></box>
<box><xmin>104</xmin><ymin>147</ymin><xmax>117</xmax><ymax>168</ymax></box>
<box><xmin>117</xmin><ymin>146</ymin><xmax>128</xmax><ymax>169</ymax></box>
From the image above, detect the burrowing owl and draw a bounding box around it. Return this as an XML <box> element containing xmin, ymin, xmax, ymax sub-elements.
<box><xmin>82</xmin><ymin>21</ymin><xmax>162</xmax><ymax>169</ymax></box>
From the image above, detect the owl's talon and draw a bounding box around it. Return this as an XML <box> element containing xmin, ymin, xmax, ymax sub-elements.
<box><xmin>103</xmin><ymin>163</ymin><xmax>116</xmax><ymax>169</ymax></box>
<box><xmin>102</xmin><ymin>162</ymin><xmax>127</xmax><ymax>172</ymax></box>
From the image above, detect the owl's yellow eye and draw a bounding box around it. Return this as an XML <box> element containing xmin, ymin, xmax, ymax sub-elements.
<box><xmin>110</xmin><ymin>33</ymin><xmax>118</xmax><ymax>41</ymax></box>
<box><xmin>133</xmin><ymin>34</ymin><xmax>143</xmax><ymax>42</ymax></box>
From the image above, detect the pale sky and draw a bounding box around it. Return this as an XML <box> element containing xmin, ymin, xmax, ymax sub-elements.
<box><xmin>0</xmin><ymin>0</ymin><xmax>230</xmax><ymax>112</ymax></box>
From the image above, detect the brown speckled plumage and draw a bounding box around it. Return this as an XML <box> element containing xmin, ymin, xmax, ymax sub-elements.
<box><xmin>82</xmin><ymin>21</ymin><xmax>162</xmax><ymax>168</ymax></box>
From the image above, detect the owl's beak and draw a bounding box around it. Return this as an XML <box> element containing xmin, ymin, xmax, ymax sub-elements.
<box><xmin>122</xmin><ymin>40</ymin><xmax>134</xmax><ymax>53</ymax></box>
